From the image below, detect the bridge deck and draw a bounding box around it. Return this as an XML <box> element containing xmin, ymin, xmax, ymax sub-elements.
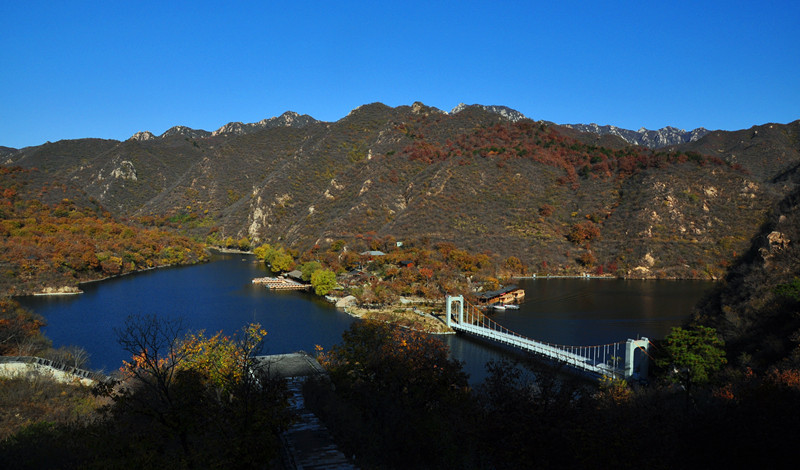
<box><xmin>451</xmin><ymin>322</ymin><xmax>620</xmax><ymax>377</ymax></box>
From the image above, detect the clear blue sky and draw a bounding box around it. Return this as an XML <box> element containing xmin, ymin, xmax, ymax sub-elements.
<box><xmin>1</xmin><ymin>1</ymin><xmax>798</xmax><ymax>148</ymax></box>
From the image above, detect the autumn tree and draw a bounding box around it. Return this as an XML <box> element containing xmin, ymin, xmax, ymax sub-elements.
<box><xmin>104</xmin><ymin>315</ymin><xmax>290</xmax><ymax>467</ymax></box>
<box><xmin>312</xmin><ymin>321</ymin><xmax>473</xmax><ymax>467</ymax></box>
<box><xmin>567</xmin><ymin>220</ymin><xmax>601</xmax><ymax>244</ymax></box>
<box><xmin>253</xmin><ymin>243</ymin><xmax>294</xmax><ymax>273</ymax></box>
<box><xmin>0</xmin><ymin>298</ymin><xmax>50</xmax><ymax>356</ymax></box>
<box><xmin>504</xmin><ymin>256</ymin><xmax>525</xmax><ymax>274</ymax></box>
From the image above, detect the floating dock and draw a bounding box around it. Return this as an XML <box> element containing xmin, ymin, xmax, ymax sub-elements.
<box><xmin>252</xmin><ymin>276</ymin><xmax>311</xmax><ymax>291</ymax></box>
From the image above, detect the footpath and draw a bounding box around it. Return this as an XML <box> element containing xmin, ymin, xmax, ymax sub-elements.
<box><xmin>259</xmin><ymin>353</ymin><xmax>356</xmax><ymax>470</ymax></box>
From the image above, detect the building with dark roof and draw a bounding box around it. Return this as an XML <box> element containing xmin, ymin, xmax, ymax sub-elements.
<box><xmin>476</xmin><ymin>285</ymin><xmax>525</xmax><ymax>305</ymax></box>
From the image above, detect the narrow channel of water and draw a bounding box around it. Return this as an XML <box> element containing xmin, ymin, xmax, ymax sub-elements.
<box><xmin>18</xmin><ymin>255</ymin><xmax>712</xmax><ymax>384</ymax></box>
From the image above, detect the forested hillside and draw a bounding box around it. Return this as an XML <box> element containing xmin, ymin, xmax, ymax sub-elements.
<box><xmin>3</xmin><ymin>104</ymin><xmax>798</xmax><ymax>279</ymax></box>
<box><xmin>0</xmin><ymin>166</ymin><xmax>207</xmax><ymax>295</ymax></box>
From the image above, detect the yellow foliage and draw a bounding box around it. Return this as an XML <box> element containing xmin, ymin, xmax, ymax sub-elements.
<box><xmin>596</xmin><ymin>375</ymin><xmax>631</xmax><ymax>406</ymax></box>
<box><xmin>120</xmin><ymin>323</ymin><xmax>267</xmax><ymax>394</ymax></box>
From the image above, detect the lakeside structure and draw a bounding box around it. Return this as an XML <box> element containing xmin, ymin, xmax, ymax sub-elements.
<box><xmin>476</xmin><ymin>285</ymin><xmax>525</xmax><ymax>306</ymax></box>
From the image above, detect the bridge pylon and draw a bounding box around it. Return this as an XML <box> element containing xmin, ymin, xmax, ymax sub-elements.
<box><xmin>624</xmin><ymin>338</ymin><xmax>649</xmax><ymax>380</ymax></box>
<box><xmin>445</xmin><ymin>295</ymin><xmax>464</xmax><ymax>328</ymax></box>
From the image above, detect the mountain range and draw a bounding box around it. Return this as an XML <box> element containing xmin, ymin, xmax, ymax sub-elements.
<box><xmin>3</xmin><ymin>102</ymin><xmax>798</xmax><ymax>279</ymax></box>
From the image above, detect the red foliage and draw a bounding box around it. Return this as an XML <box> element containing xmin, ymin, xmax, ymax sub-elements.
<box><xmin>400</xmin><ymin>119</ymin><xmax>729</xmax><ymax>186</ymax></box>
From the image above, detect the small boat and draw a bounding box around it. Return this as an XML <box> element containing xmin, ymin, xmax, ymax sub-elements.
<box><xmin>504</xmin><ymin>304</ymin><xmax>520</xmax><ymax>310</ymax></box>
<box><xmin>492</xmin><ymin>304</ymin><xmax>506</xmax><ymax>310</ymax></box>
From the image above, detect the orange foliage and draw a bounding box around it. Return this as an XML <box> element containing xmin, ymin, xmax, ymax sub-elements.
<box><xmin>766</xmin><ymin>367</ymin><xmax>800</xmax><ymax>390</ymax></box>
<box><xmin>0</xmin><ymin>165</ymin><xmax>208</xmax><ymax>294</ymax></box>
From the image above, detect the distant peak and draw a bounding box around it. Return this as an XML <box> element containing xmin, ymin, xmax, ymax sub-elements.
<box><xmin>211</xmin><ymin>112</ymin><xmax>318</xmax><ymax>137</ymax></box>
<box><xmin>160</xmin><ymin>126</ymin><xmax>210</xmax><ymax>139</ymax></box>
<box><xmin>128</xmin><ymin>131</ymin><xmax>155</xmax><ymax>142</ymax></box>
<box><xmin>212</xmin><ymin>121</ymin><xmax>246</xmax><ymax>137</ymax></box>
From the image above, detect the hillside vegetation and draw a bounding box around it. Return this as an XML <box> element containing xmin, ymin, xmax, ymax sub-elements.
<box><xmin>0</xmin><ymin>166</ymin><xmax>207</xmax><ymax>295</ymax></box>
<box><xmin>5</xmin><ymin>104</ymin><xmax>797</xmax><ymax>280</ymax></box>
<box><xmin>693</xmin><ymin>179</ymin><xmax>800</xmax><ymax>370</ymax></box>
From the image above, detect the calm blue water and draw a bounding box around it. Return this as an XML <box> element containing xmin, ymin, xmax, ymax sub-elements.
<box><xmin>19</xmin><ymin>253</ymin><xmax>355</xmax><ymax>372</ymax></box>
<box><xmin>19</xmin><ymin>255</ymin><xmax>712</xmax><ymax>383</ymax></box>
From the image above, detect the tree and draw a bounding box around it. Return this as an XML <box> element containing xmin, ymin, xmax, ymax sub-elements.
<box><xmin>504</xmin><ymin>256</ymin><xmax>525</xmax><ymax>274</ymax></box>
<box><xmin>0</xmin><ymin>298</ymin><xmax>50</xmax><ymax>356</ymax></box>
<box><xmin>775</xmin><ymin>277</ymin><xmax>800</xmax><ymax>302</ymax></box>
<box><xmin>313</xmin><ymin>321</ymin><xmax>472</xmax><ymax>467</ymax></box>
<box><xmin>45</xmin><ymin>345</ymin><xmax>90</xmax><ymax>369</ymax></box>
<box><xmin>105</xmin><ymin>315</ymin><xmax>291</xmax><ymax>467</ymax></box>
<box><xmin>299</xmin><ymin>261</ymin><xmax>322</xmax><ymax>282</ymax></box>
<box><xmin>657</xmin><ymin>326</ymin><xmax>727</xmax><ymax>394</ymax></box>
<box><xmin>567</xmin><ymin>220</ymin><xmax>601</xmax><ymax>244</ymax></box>
<box><xmin>310</xmin><ymin>269</ymin><xmax>337</xmax><ymax>295</ymax></box>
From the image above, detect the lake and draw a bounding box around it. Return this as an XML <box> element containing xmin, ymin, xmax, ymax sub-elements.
<box><xmin>18</xmin><ymin>254</ymin><xmax>713</xmax><ymax>383</ymax></box>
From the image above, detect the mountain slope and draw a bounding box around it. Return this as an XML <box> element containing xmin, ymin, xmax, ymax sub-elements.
<box><xmin>669</xmin><ymin>120</ymin><xmax>800</xmax><ymax>182</ymax></box>
<box><xmin>2</xmin><ymin>103</ymin><xmax>794</xmax><ymax>279</ymax></box>
<box><xmin>693</xmin><ymin>174</ymin><xmax>800</xmax><ymax>370</ymax></box>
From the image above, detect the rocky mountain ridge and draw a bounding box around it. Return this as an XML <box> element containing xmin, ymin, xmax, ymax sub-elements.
<box><xmin>127</xmin><ymin>111</ymin><xmax>318</xmax><ymax>142</ymax></box>
<box><xmin>117</xmin><ymin>104</ymin><xmax>718</xmax><ymax>149</ymax></box>
<box><xmin>561</xmin><ymin>123</ymin><xmax>710</xmax><ymax>148</ymax></box>
<box><xmin>449</xmin><ymin>103</ymin><xmax>527</xmax><ymax>122</ymax></box>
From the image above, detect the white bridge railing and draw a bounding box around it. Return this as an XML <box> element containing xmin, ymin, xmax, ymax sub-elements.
<box><xmin>446</xmin><ymin>295</ymin><xmax>649</xmax><ymax>380</ymax></box>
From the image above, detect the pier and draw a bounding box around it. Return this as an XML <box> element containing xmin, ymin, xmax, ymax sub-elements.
<box><xmin>252</xmin><ymin>276</ymin><xmax>311</xmax><ymax>291</ymax></box>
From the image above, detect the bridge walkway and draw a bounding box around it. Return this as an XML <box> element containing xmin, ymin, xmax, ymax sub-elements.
<box><xmin>446</xmin><ymin>295</ymin><xmax>649</xmax><ymax>380</ymax></box>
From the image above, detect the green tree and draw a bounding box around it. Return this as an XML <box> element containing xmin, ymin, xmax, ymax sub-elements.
<box><xmin>268</xmin><ymin>251</ymin><xmax>294</xmax><ymax>272</ymax></box>
<box><xmin>775</xmin><ymin>277</ymin><xmax>800</xmax><ymax>301</ymax></box>
<box><xmin>657</xmin><ymin>326</ymin><xmax>726</xmax><ymax>393</ymax></box>
<box><xmin>310</xmin><ymin>269</ymin><xmax>337</xmax><ymax>295</ymax></box>
<box><xmin>299</xmin><ymin>260</ymin><xmax>322</xmax><ymax>281</ymax></box>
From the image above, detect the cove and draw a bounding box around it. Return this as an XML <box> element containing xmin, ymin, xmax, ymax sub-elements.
<box><xmin>18</xmin><ymin>254</ymin><xmax>713</xmax><ymax>382</ymax></box>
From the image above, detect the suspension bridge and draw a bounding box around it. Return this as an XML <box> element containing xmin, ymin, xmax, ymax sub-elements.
<box><xmin>445</xmin><ymin>295</ymin><xmax>649</xmax><ymax>380</ymax></box>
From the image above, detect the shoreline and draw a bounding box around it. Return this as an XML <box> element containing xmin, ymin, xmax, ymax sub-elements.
<box><xmin>333</xmin><ymin>297</ymin><xmax>454</xmax><ymax>335</ymax></box>
<box><xmin>513</xmin><ymin>274</ymin><xmax>718</xmax><ymax>281</ymax></box>
<box><xmin>17</xmin><ymin>257</ymin><xmax>210</xmax><ymax>298</ymax></box>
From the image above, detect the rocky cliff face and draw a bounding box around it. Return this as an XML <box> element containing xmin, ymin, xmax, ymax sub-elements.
<box><xmin>693</xmin><ymin>178</ymin><xmax>800</xmax><ymax>369</ymax></box>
